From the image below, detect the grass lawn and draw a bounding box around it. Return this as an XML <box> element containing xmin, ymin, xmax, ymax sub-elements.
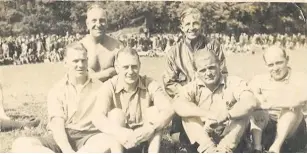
<box><xmin>1</xmin><ymin>50</ymin><xmax>307</xmax><ymax>152</ymax></box>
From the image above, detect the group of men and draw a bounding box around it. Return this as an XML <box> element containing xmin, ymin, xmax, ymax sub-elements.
<box><xmin>1</xmin><ymin>4</ymin><xmax>306</xmax><ymax>153</ymax></box>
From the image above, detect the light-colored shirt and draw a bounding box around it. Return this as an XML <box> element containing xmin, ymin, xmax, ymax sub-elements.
<box><xmin>175</xmin><ymin>75</ymin><xmax>250</xmax><ymax>121</ymax></box>
<box><xmin>249</xmin><ymin>68</ymin><xmax>307</xmax><ymax>119</ymax></box>
<box><xmin>163</xmin><ymin>34</ymin><xmax>228</xmax><ymax>98</ymax></box>
<box><xmin>47</xmin><ymin>75</ymin><xmax>103</xmax><ymax>131</ymax></box>
<box><xmin>95</xmin><ymin>75</ymin><xmax>171</xmax><ymax>128</ymax></box>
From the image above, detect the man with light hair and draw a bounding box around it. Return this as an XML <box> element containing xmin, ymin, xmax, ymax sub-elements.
<box><xmin>80</xmin><ymin>4</ymin><xmax>122</xmax><ymax>82</ymax></box>
<box><xmin>173</xmin><ymin>49</ymin><xmax>258</xmax><ymax>153</ymax></box>
<box><xmin>249</xmin><ymin>45</ymin><xmax>307</xmax><ymax>153</ymax></box>
<box><xmin>92</xmin><ymin>47</ymin><xmax>174</xmax><ymax>153</ymax></box>
<box><xmin>11</xmin><ymin>42</ymin><xmax>112</xmax><ymax>153</ymax></box>
<box><xmin>162</xmin><ymin>7</ymin><xmax>227</xmax><ymax>151</ymax></box>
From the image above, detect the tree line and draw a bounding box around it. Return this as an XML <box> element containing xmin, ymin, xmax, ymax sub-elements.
<box><xmin>0</xmin><ymin>0</ymin><xmax>306</xmax><ymax>37</ymax></box>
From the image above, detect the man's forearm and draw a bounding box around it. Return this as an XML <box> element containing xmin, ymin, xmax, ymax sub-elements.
<box><xmin>173</xmin><ymin>101</ymin><xmax>208</xmax><ymax>118</ymax></box>
<box><xmin>92</xmin><ymin>115</ymin><xmax>126</xmax><ymax>136</ymax></box>
<box><xmin>90</xmin><ymin>67</ymin><xmax>117</xmax><ymax>82</ymax></box>
<box><xmin>50</xmin><ymin>119</ymin><xmax>73</xmax><ymax>152</ymax></box>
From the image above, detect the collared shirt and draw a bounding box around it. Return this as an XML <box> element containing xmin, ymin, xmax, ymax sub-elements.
<box><xmin>47</xmin><ymin>75</ymin><xmax>103</xmax><ymax>131</ymax></box>
<box><xmin>163</xmin><ymin>34</ymin><xmax>228</xmax><ymax>98</ymax></box>
<box><xmin>175</xmin><ymin>75</ymin><xmax>250</xmax><ymax>121</ymax></box>
<box><xmin>95</xmin><ymin>75</ymin><xmax>171</xmax><ymax>128</ymax></box>
<box><xmin>249</xmin><ymin>68</ymin><xmax>307</xmax><ymax>118</ymax></box>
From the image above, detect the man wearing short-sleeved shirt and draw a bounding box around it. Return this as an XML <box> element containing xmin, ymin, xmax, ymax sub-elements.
<box><xmin>11</xmin><ymin>43</ymin><xmax>111</xmax><ymax>153</ymax></box>
<box><xmin>173</xmin><ymin>49</ymin><xmax>258</xmax><ymax>153</ymax></box>
<box><xmin>92</xmin><ymin>48</ymin><xmax>174</xmax><ymax>153</ymax></box>
<box><xmin>249</xmin><ymin>46</ymin><xmax>307</xmax><ymax>153</ymax></box>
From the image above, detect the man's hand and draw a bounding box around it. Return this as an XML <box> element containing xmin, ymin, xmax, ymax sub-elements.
<box><xmin>130</xmin><ymin>125</ymin><xmax>155</xmax><ymax>145</ymax></box>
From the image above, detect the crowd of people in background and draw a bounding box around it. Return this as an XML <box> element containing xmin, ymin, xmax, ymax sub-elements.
<box><xmin>0</xmin><ymin>32</ymin><xmax>83</xmax><ymax>65</ymax></box>
<box><xmin>0</xmin><ymin>31</ymin><xmax>307</xmax><ymax>66</ymax></box>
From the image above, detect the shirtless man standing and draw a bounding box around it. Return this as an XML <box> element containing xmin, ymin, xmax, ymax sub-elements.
<box><xmin>80</xmin><ymin>4</ymin><xmax>122</xmax><ymax>82</ymax></box>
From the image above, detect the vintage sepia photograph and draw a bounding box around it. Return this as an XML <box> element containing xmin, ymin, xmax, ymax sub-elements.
<box><xmin>0</xmin><ymin>0</ymin><xmax>307</xmax><ymax>153</ymax></box>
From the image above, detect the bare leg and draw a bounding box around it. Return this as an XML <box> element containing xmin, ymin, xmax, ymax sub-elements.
<box><xmin>11</xmin><ymin>137</ymin><xmax>54</xmax><ymax>153</ymax></box>
<box><xmin>107</xmin><ymin>108</ymin><xmax>126</xmax><ymax>152</ymax></box>
<box><xmin>269</xmin><ymin>109</ymin><xmax>303</xmax><ymax>153</ymax></box>
<box><xmin>148</xmin><ymin>131</ymin><xmax>162</xmax><ymax>153</ymax></box>
<box><xmin>250</xmin><ymin>110</ymin><xmax>270</xmax><ymax>152</ymax></box>
<box><xmin>217</xmin><ymin>118</ymin><xmax>249</xmax><ymax>152</ymax></box>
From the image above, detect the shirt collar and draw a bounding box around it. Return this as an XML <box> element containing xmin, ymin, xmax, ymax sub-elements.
<box><xmin>183</xmin><ymin>35</ymin><xmax>207</xmax><ymax>52</ymax></box>
<box><xmin>115</xmin><ymin>75</ymin><xmax>146</xmax><ymax>93</ymax></box>
<box><xmin>64</xmin><ymin>73</ymin><xmax>92</xmax><ymax>87</ymax></box>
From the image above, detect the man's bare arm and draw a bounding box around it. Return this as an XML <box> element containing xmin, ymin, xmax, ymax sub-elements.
<box><xmin>229</xmin><ymin>91</ymin><xmax>258</xmax><ymax>119</ymax></box>
<box><xmin>173</xmin><ymin>99</ymin><xmax>210</xmax><ymax>118</ymax></box>
<box><xmin>50</xmin><ymin>117</ymin><xmax>74</xmax><ymax>153</ymax></box>
<box><xmin>89</xmin><ymin>67</ymin><xmax>117</xmax><ymax>82</ymax></box>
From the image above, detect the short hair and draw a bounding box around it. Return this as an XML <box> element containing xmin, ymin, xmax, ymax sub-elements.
<box><xmin>86</xmin><ymin>3</ymin><xmax>108</xmax><ymax>19</ymax></box>
<box><xmin>64</xmin><ymin>42</ymin><xmax>87</xmax><ymax>58</ymax></box>
<box><xmin>115</xmin><ymin>47</ymin><xmax>140</xmax><ymax>64</ymax></box>
<box><xmin>262</xmin><ymin>45</ymin><xmax>288</xmax><ymax>62</ymax></box>
<box><xmin>180</xmin><ymin>7</ymin><xmax>202</xmax><ymax>22</ymax></box>
<box><xmin>193</xmin><ymin>48</ymin><xmax>219</xmax><ymax>70</ymax></box>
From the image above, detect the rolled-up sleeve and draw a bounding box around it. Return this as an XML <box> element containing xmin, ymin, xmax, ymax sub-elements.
<box><xmin>148</xmin><ymin>79</ymin><xmax>172</xmax><ymax>112</ymax></box>
<box><xmin>47</xmin><ymin>87</ymin><xmax>66</xmax><ymax>123</ymax></box>
<box><xmin>94</xmin><ymin>81</ymin><xmax>114</xmax><ymax>117</ymax></box>
<box><xmin>230</xmin><ymin>77</ymin><xmax>252</xmax><ymax>101</ymax></box>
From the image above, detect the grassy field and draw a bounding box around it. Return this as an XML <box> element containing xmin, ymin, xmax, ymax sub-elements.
<box><xmin>0</xmin><ymin>50</ymin><xmax>307</xmax><ymax>152</ymax></box>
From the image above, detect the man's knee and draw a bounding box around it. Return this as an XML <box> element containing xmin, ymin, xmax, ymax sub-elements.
<box><xmin>108</xmin><ymin>108</ymin><xmax>125</xmax><ymax>126</ymax></box>
<box><xmin>250</xmin><ymin>110</ymin><xmax>270</xmax><ymax>131</ymax></box>
<box><xmin>12</xmin><ymin>137</ymin><xmax>42</xmax><ymax>152</ymax></box>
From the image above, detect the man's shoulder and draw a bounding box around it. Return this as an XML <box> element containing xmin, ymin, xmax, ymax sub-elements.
<box><xmin>249</xmin><ymin>74</ymin><xmax>270</xmax><ymax>86</ymax></box>
<box><xmin>223</xmin><ymin>75</ymin><xmax>248</xmax><ymax>88</ymax></box>
<box><xmin>290</xmin><ymin>71</ymin><xmax>307</xmax><ymax>80</ymax></box>
<box><xmin>165</xmin><ymin>42</ymin><xmax>181</xmax><ymax>58</ymax></box>
<box><xmin>103</xmin><ymin>35</ymin><xmax>123</xmax><ymax>51</ymax></box>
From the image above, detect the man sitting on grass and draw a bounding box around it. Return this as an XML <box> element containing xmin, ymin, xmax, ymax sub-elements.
<box><xmin>92</xmin><ymin>47</ymin><xmax>174</xmax><ymax>153</ymax></box>
<box><xmin>249</xmin><ymin>46</ymin><xmax>307</xmax><ymax>153</ymax></box>
<box><xmin>11</xmin><ymin>42</ymin><xmax>111</xmax><ymax>153</ymax></box>
<box><xmin>172</xmin><ymin>49</ymin><xmax>258</xmax><ymax>153</ymax></box>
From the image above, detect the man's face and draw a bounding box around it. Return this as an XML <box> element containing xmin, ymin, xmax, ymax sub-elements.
<box><xmin>264</xmin><ymin>50</ymin><xmax>289</xmax><ymax>81</ymax></box>
<box><xmin>180</xmin><ymin>14</ymin><xmax>202</xmax><ymax>41</ymax></box>
<box><xmin>86</xmin><ymin>8</ymin><xmax>107</xmax><ymax>38</ymax></box>
<box><xmin>65</xmin><ymin>49</ymin><xmax>88</xmax><ymax>78</ymax></box>
<box><xmin>116</xmin><ymin>54</ymin><xmax>140</xmax><ymax>85</ymax></box>
<box><xmin>196</xmin><ymin>58</ymin><xmax>221</xmax><ymax>86</ymax></box>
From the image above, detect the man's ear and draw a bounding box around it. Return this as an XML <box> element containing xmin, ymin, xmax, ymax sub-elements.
<box><xmin>114</xmin><ymin>61</ymin><xmax>120</xmax><ymax>74</ymax></box>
